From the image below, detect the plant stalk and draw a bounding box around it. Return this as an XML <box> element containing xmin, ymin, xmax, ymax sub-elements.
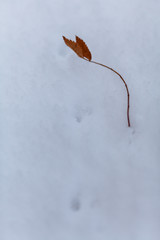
<box><xmin>84</xmin><ymin>59</ymin><xmax>130</xmax><ymax>127</ymax></box>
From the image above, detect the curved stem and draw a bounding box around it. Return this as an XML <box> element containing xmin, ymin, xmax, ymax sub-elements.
<box><xmin>84</xmin><ymin>59</ymin><xmax>130</xmax><ymax>127</ymax></box>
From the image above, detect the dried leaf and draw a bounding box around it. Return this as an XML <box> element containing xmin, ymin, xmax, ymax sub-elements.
<box><xmin>76</xmin><ymin>36</ymin><xmax>92</xmax><ymax>61</ymax></box>
<box><xmin>63</xmin><ymin>36</ymin><xmax>83</xmax><ymax>58</ymax></box>
<box><xmin>63</xmin><ymin>36</ymin><xmax>92</xmax><ymax>61</ymax></box>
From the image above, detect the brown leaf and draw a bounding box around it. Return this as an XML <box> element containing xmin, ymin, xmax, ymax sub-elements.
<box><xmin>63</xmin><ymin>36</ymin><xmax>83</xmax><ymax>58</ymax></box>
<box><xmin>63</xmin><ymin>36</ymin><xmax>92</xmax><ymax>61</ymax></box>
<box><xmin>76</xmin><ymin>36</ymin><xmax>92</xmax><ymax>61</ymax></box>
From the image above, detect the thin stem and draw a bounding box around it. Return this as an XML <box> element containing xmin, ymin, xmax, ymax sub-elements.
<box><xmin>84</xmin><ymin>59</ymin><xmax>130</xmax><ymax>127</ymax></box>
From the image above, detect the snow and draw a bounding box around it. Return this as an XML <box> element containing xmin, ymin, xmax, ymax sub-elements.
<box><xmin>0</xmin><ymin>0</ymin><xmax>160</xmax><ymax>239</ymax></box>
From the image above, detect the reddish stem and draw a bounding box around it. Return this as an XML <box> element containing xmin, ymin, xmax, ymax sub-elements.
<box><xmin>84</xmin><ymin>59</ymin><xmax>130</xmax><ymax>127</ymax></box>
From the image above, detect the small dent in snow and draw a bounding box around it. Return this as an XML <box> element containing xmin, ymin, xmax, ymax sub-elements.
<box><xmin>70</xmin><ymin>198</ymin><xmax>81</xmax><ymax>211</ymax></box>
<box><xmin>74</xmin><ymin>106</ymin><xmax>92</xmax><ymax>123</ymax></box>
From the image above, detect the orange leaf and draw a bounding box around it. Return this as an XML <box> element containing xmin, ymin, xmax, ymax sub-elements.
<box><xmin>76</xmin><ymin>36</ymin><xmax>92</xmax><ymax>61</ymax></box>
<box><xmin>63</xmin><ymin>36</ymin><xmax>83</xmax><ymax>58</ymax></box>
<box><xmin>63</xmin><ymin>36</ymin><xmax>92</xmax><ymax>61</ymax></box>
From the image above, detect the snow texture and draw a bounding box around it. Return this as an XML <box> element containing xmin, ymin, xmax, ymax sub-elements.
<box><xmin>0</xmin><ymin>0</ymin><xmax>160</xmax><ymax>239</ymax></box>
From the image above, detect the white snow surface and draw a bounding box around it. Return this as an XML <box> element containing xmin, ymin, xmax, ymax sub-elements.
<box><xmin>0</xmin><ymin>0</ymin><xmax>160</xmax><ymax>239</ymax></box>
